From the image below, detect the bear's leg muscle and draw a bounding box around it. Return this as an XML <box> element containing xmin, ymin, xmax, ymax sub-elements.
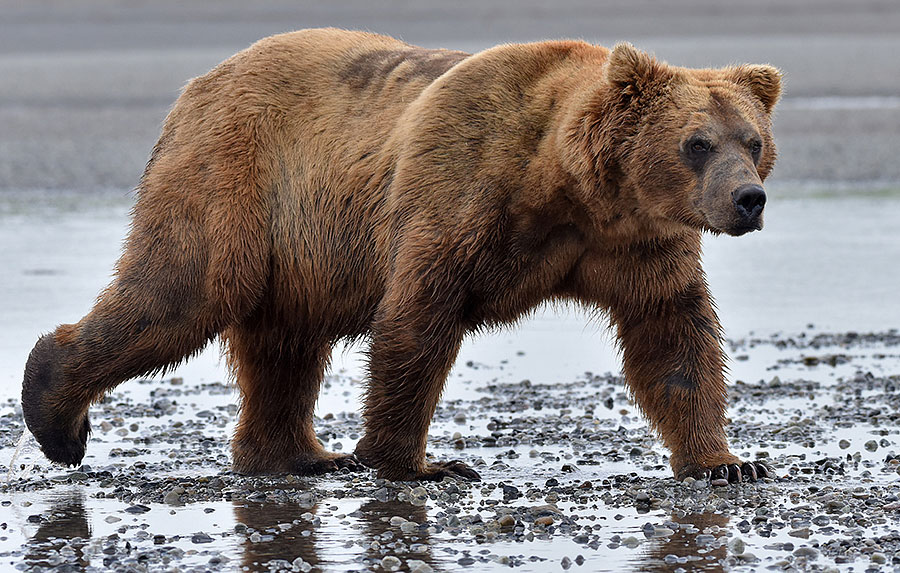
<box><xmin>22</xmin><ymin>246</ymin><xmax>236</xmax><ymax>466</ymax></box>
<box><xmin>22</xmin><ymin>175</ymin><xmax>270</xmax><ymax>467</ymax></box>
<box><xmin>355</xmin><ymin>275</ymin><xmax>479</xmax><ymax>482</ymax></box>
<box><xmin>610</xmin><ymin>279</ymin><xmax>768</xmax><ymax>483</ymax></box>
<box><xmin>226</xmin><ymin>320</ymin><xmax>362</xmax><ymax>475</ymax></box>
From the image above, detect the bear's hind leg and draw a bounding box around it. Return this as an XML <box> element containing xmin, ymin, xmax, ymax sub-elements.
<box><xmin>22</xmin><ymin>251</ymin><xmax>237</xmax><ymax>467</ymax></box>
<box><xmin>22</xmin><ymin>164</ymin><xmax>270</xmax><ymax>467</ymax></box>
<box><xmin>226</xmin><ymin>322</ymin><xmax>362</xmax><ymax>475</ymax></box>
<box><xmin>354</xmin><ymin>271</ymin><xmax>480</xmax><ymax>482</ymax></box>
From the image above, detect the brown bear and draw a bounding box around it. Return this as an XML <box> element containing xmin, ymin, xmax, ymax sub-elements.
<box><xmin>22</xmin><ymin>28</ymin><xmax>780</xmax><ymax>483</ymax></box>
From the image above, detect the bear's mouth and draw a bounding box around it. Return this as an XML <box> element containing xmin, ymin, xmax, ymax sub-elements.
<box><xmin>727</xmin><ymin>223</ymin><xmax>762</xmax><ymax>237</ymax></box>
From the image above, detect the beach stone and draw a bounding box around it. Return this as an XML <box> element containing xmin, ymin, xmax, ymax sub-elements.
<box><xmin>408</xmin><ymin>560</ymin><xmax>434</xmax><ymax>573</ymax></box>
<box><xmin>728</xmin><ymin>537</ymin><xmax>745</xmax><ymax>555</ymax></box>
<box><xmin>793</xmin><ymin>547</ymin><xmax>819</xmax><ymax>559</ymax></box>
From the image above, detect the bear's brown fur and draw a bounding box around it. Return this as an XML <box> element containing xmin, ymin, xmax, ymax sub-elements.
<box><xmin>22</xmin><ymin>29</ymin><xmax>780</xmax><ymax>482</ymax></box>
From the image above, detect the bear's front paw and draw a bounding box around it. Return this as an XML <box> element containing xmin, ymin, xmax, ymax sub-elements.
<box><xmin>22</xmin><ymin>334</ymin><xmax>91</xmax><ymax>467</ymax></box>
<box><xmin>677</xmin><ymin>461</ymin><xmax>772</xmax><ymax>485</ymax></box>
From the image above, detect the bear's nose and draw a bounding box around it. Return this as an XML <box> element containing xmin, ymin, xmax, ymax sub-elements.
<box><xmin>733</xmin><ymin>184</ymin><xmax>766</xmax><ymax>220</ymax></box>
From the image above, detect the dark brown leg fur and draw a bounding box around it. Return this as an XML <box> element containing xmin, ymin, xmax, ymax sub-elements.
<box><xmin>21</xmin><ymin>153</ymin><xmax>269</xmax><ymax>467</ymax></box>
<box><xmin>354</xmin><ymin>279</ymin><xmax>480</xmax><ymax>482</ymax></box>
<box><xmin>610</xmin><ymin>278</ymin><xmax>767</xmax><ymax>483</ymax></box>
<box><xmin>225</xmin><ymin>315</ymin><xmax>362</xmax><ymax>476</ymax></box>
<box><xmin>21</xmin><ymin>246</ymin><xmax>225</xmax><ymax>467</ymax></box>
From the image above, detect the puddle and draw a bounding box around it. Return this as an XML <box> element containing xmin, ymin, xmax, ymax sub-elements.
<box><xmin>0</xmin><ymin>189</ymin><xmax>899</xmax><ymax>571</ymax></box>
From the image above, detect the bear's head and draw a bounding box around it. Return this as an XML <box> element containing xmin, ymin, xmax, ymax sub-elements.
<box><xmin>575</xmin><ymin>43</ymin><xmax>782</xmax><ymax>237</ymax></box>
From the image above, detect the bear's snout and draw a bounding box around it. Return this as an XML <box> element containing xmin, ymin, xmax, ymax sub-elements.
<box><xmin>731</xmin><ymin>184</ymin><xmax>766</xmax><ymax>233</ymax></box>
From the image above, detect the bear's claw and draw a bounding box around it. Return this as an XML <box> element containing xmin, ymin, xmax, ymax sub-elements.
<box><xmin>289</xmin><ymin>453</ymin><xmax>365</xmax><ymax>476</ymax></box>
<box><xmin>419</xmin><ymin>460</ymin><xmax>481</xmax><ymax>482</ymax></box>
<box><xmin>678</xmin><ymin>461</ymin><xmax>771</xmax><ymax>484</ymax></box>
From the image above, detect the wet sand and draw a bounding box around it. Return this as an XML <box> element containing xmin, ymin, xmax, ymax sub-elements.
<box><xmin>1</xmin><ymin>329</ymin><xmax>900</xmax><ymax>571</ymax></box>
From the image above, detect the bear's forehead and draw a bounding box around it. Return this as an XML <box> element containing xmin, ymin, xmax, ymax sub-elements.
<box><xmin>671</xmin><ymin>83</ymin><xmax>764</xmax><ymax>133</ymax></box>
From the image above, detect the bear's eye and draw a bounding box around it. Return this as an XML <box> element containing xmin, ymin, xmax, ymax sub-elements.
<box><xmin>688</xmin><ymin>138</ymin><xmax>711</xmax><ymax>154</ymax></box>
<box><xmin>749</xmin><ymin>140</ymin><xmax>763</xmax><ymax>158</ymax></box>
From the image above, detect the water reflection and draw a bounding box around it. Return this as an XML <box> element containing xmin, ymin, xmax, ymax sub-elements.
<box><xmin>357</xmin><ymin>499</ymin><xmax>435</xmax><ymax>571</ymax></box>
<box><xmin>24</xmin><ymin>493</ymin><xmax>91</xmax><ymax>571</ymax></box>
<box><xmin>231</xmin><ymin>494</ymin><xmax>438</xmax><ymax>571</ymax></box>
<box><xmin>639</xmin><ymin>512</ymin><xmax>729</xmax><ymax>572</ymax></box>
<box><xmin>233</xmin><ymin>496</ymin><xmax>320</xmax><ymax>572</ymax></box>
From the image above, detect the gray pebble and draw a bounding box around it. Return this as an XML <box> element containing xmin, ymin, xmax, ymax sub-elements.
<box><xmin>793</xmin><ymin>546</ymin><xmax>819</xmax><ymax>559</ymax></box>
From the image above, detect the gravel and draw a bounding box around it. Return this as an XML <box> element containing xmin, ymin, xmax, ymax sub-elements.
<box><xmin>0</xmin><ymin>329</ymin><xmax>899</xmax><ymax>571</ymax></box>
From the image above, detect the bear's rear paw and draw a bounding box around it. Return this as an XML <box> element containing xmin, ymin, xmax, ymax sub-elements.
<box><xmin>290</xmin><ymin>453</ymin><xmax>366</xmax><ymax>476</ymax></box>
<box><xmin>38</xmin><ymin>415</ymin><xmax>90</xmax><ymax>467</ymax></box>
<box><xmin>677</xmin><ymin>461</ymin><xmax>772</xmax><ymax>485</ymax></box>
<box><xmin>383</xmin><ymin>460</ymin><xmax>481</xmax><ymax>482</ymax></box>
<box><xmin>21</xmin><ymin>334</ymin><xmax>91</xmax><ymax>467</ymax></box>
<box><xmin>423</xmin><ymin>460</ymin><xmax>481</xmax><ymax>482</ymax></box>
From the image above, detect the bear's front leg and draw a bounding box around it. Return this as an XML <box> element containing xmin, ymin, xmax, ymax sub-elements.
<box><xmin>355</xmin><ymin>278</ymin><xmax>480</xmax><ymax>482</ymax></box>
<box><xmin>610</xmin><ymin>278</ymin><xmax>770</xmax><ymax>484</ymax></box>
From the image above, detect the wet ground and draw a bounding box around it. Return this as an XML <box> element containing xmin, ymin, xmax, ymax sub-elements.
<box><xmin>0</xmin><ymin>191</ymin><xmax>899</xmax><ymax>572</ymax></box>
<box><xmin>1</xmin><ymin>327</ymin><xmax>900</xmax><ymax>572</ymax></box>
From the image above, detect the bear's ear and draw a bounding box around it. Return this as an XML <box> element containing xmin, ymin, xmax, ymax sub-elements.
<box><xmin>605</xmin><ymin>43</ymin><xmax>676</xmax><ymax>101</ymax></box>
<box><xmin>728</xmin><ymin>65</ymin><xmax>782</xmax><ymax>114</ymax></box>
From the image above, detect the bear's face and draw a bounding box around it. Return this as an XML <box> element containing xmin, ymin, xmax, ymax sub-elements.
<box><xmin>602</xmin><ymin>44</ymin><xmax>782</xmax><ymax>237</ymax></box>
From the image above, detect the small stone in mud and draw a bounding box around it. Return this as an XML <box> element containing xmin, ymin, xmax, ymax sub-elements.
<box><xmin>838</xmin><ymin>439</ymin><xmax>850</xmax><ymax>449</ymax></box>
<box><xmin>381</xmin><ymin>555</ymin><xmax>402</xmax><ymax>571</ymax></box>
<box><xmin>502</xmin><ymin>484</ymin><xmax>521</xmax><ymax>500</ymax></box>
<box><xmin>408</xmin><ymin>560</ymin><xmax>434</xmax><ymax>573</ymax></box>
<box><xmin>400</xmin><ymin>521</ymin><xmax>417</xmax><ymax>534</ymax></box>
<box><xmin>164</xmin><ymin>487</ymin><xmax>184</xmax><ymax>505</ymax></box>
<box><xmin>191</xmin><ymin>532</ymin><xmax>213</xmax><ymax>544</ymax></box>
<box><xmin>125</xmin><ymin>504</ymin><xmax>151</xmax><ymax>514</ymax></box>
<box><xmin>864</xmin><ymin>440</ymin><xmax>878</xmax><ymax>452</ymax></box>
<box><xmin>535</xmin><ymin>516</ymin><xmax>554</xmax><ymax>526</ymax></box>
<box><xmin>793</xmin><ymin>547</ymin><xmax>819</xmax><ymax>559</ymax></box>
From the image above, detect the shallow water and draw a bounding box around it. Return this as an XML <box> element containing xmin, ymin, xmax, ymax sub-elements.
<box><xmin>1</xmin><ymin>189</ymin><xmax>899</xmax><ymax>572</ymax></box>
<box><xmin>1</xmin><ymin>189</ymin><xmax>899</xmax><ymax>402</ymax></box>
